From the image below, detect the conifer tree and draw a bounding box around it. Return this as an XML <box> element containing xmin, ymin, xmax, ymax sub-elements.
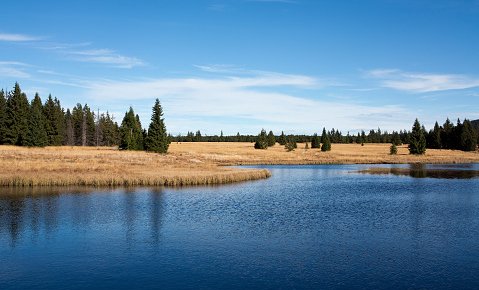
<box><xmin>0</xmin><ymin>90</ymin><xmax>6</xmax><ymax>144</ymax></box>
<box><xmin>4</xmin><ymin>83</ymin><xmax>30</xmax><ymax>145</ymax></box>
<box><xmin>83</xmin><ymin>104</ymin><xmax>96</xmax><ymax>146</ymax></box>
<box><xmin>441</xmin><ymin>118</ymin><xmax>453</xmax><ymax>149</ymax></box>
<box><xmin>145</xmin><ymin>99</ymin><xmax>169</xmax><ymax>153</ymax></box>
<box><xmin>71</xmin><ymin>104</ymin><xmax>84</xmax><ymax>146</ymax></box>
<box><xmin>321</xmin><ymin>128</ymin><xmax>331</xmax><ymax>151</ymax></box>
<box><xmin>278</xmin><ymin>131</ymin><xmax>287</xmax><ymax>145</ymax></box>
<box><xmin>267</xmin><ymin>130</ymin><xmax>276</xmax><ymax>147</ymax></box>
<box><xmin>26</xmin><ymin>93</ymin><xmax>48</xmax><ymax>147</ymax></box>
<box><xmin>429</xmin><ymin>121</ymin><xmax>442</xmax><ymax>149</ymax></box>
<box><xmin>120</xmin><ymin>107</ymin><xmax>143</xmax><ymax>150</ymax></box>
<box><xmin>408</xmin><ymin>118</ymin><xmax>426</xmax><ymax>155</ymax></box>
<box><xmin>254</xmin><ymin>129</ymin><xmax>268</xmax><ymax>149</ymax></box>
<box><xmin>460</xmin><ymin>119</ymin><xmax>478</xmax><ymax>151</ymax></box>
<box><xmin>43</xmin><ymin>95</ymin><xmax>65</xmax><ymax>146</ymax></box>
<box><xmin>390</xmin><ymin>143</ymin><xmax>397</xmax><ymax>155</ymax></box>
<box><xmin>311</xmin><ymin>133</ymin><xmax>320</xmax><ymax>148</ymax></box>
<box><xmin>64</xmin><ymin>109</ymin><xmax>74</xmax><ymax>146</ymax></box>
<box><xmin>284</xmin><ymin>135</ymin><xmax>297</xmax><ymax>151</ymax></box>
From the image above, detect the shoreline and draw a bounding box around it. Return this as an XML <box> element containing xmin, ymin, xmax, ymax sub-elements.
<box><xmin>0</xmin><ymin>143</ymin><xmax>478</xmax><ymax>187</ymax></box>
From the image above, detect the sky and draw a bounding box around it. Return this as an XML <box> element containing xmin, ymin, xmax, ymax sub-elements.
<box><xmin>1</xmin><ymin>0</ymin><xmax>478</xmax><ymax>135</ymax></box>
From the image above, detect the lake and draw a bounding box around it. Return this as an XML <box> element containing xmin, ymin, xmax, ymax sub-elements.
<box><xmin>1</xmin><ymin>164</ymin><xmax>479</xmax><ymax>289</ymax></box>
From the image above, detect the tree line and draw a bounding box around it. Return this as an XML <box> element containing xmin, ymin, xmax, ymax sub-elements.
<box><xmin>1</xmin><ymin>82</ymin><xmax>477</xmax><ymax>154</ymax></box>
<box><xmin>0</xmin><ymin>83</ymin><xmax>169</xmax><ymax>153</ymax></box>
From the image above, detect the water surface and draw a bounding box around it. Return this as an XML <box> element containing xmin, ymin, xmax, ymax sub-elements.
<box><xmin>1</xmin><ymin>164</ymin><xmax>479</xmax><ymax>289</ymax></box>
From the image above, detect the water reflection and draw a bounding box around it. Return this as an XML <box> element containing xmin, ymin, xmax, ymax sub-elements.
<box><xmin>359</xmin><ymin>163</ymin><xmax>479</xmax><ymax>179</ymax></box>
<box><xmin>0</xmin><ymin>187</ymin><xmax>166</xmax><ymax>249</ymax></box>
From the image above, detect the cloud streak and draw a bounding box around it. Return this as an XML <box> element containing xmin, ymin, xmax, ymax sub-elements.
<box><xmin>0</xmin><ymin>33</ymin><xmax>40</xmax><ymax>42</ymax></box>
<box><xmin>367</xmin><ymin>69</ymin><xmax>479</xmax><ymax>93</ymax></box>
<box><xmin>0</xmin><ymin>61</ymin><xmax>31</xmax><ymax>78</ymax></box>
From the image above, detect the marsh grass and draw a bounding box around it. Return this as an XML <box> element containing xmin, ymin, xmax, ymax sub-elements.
<box><xmin>0</xmin><ymin>142</ymin><xmax>477</xmax><ymax>187</ymax></box>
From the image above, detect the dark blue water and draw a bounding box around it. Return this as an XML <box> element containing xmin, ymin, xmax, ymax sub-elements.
<box><xmin>1</xmin><ymin>164</ymin><xmax>479</xmax><ymax>289</ymax></box>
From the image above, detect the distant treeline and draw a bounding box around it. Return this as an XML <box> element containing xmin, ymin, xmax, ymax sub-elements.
<box><xmin>0</xmin><ymin>82</ymin><xmax>477</xmax><ymax>153</ymax></box>
<box><xmin>0</xmin><ymin>83</ymin><xmax>169</xmax><ymax>153</ymax></box>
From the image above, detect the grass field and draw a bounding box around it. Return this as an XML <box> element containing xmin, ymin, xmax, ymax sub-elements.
<box><xmin>0</xmin><ymin>142</ymin><xmax>478</xmax><ymax>187</ymax></box>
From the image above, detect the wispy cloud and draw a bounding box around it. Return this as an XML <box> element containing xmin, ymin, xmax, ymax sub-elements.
<box><xmin>367</xmin><ymin>69</ymin><xmax>479</xmax><ymax>93</ymax></box>
<box><xmin>84</xmin><ymin>68</ymin><xmax>409</xmax><ymax>134</ymax></box>
<box><xmin>0</xmin><ymin>33</ymin><xmax>41</xmax><ymax>42</ymax></box>
<box><xmin>0</xmin><ymin>61</ymin><xmax>31</xmax><ymax>78</ymax></box>
<box><xmin>68</xmin><ymin>48</ymin><xmax>145</xmax><ymax>68</ymax></box>
<box><xmin>39</xmin><ymin>42</ymin><xmax>144</xmax><ymax>69</ymax></box>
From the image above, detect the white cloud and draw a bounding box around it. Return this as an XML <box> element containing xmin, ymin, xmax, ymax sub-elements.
<box><xmin>39</xmin><ymin>42</ymin><xmax>144</xmax><ymax>69</ymax></box>
<box><xmin>367</xmin><ymin>69</ymin><xmax>479</xmax><ymax>93</ymax></box>
<box><xmin>0</xmin><ymin>33</ymin><xmax>40</xmax><ymax>42</ymax></box>
<box><xmin>0</xmin><ymin>61</ymin><xmax>31</xmax><ymax>78</ymax></box>
<box><xmin>84</xmin><ymin>70</ymin><xmax>410</xmax><ymax>134</ymax></box>
<box><xmin>68</xmin><ymin>48</ymin><xmax>145</xmax><ymax>68</ymax></box>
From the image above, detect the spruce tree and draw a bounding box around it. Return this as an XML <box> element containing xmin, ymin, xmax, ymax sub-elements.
<box><xmin>267</xmin><ymin>130</ymin><xmax>276</xmax><ymax>147</ymax></box>
<box><xmin>120</xmin><ymin>107</ymin><xmax>143</xmax><ymax>150</ymax></box>
<box><xmin>254</xmin><ymin>129</ymin><xmax>268</xmax><ymax>149</ymax></box>
<box><xmin>321</xmin><ymin>128</ymin><xmax>331</xmax><ymax>151</ymax></box>
<box><xmin>390</xmin><ymin>143</ymin><xmax>397</xmax><ymax>155</ymax></box>
<box><xmin>4</xmin><ymin>83</ymin><xmax>30</xmax><ymax>145</ymax></box>
<box><xmin>460</xmin><ymin>119</ymin><xmax>478</xmax><ymax>151</ymax></box>
<box><xmin>311</xmin><ymin>133</ymin><xmax>320</xmax><ymax>148</ymax></box>
<box><xmin>441</xmin><ymin>118</ymin><xmax>453</xmax><ymax>149</ymax></box>
<box><xmin>278</xmin><ymin>131</ymin><xmax>287</xmax><ymax>145</ymax></box>
<box><xmin>145</xmin><ymin>99</ymin><xmax>169</xmax><ymax>153</ymax></box>
<box><xmin>83</xmin><ymin>104</ymin><xmax>96</xmax><ymax>146</ymax></box>
<box><xmin>71</xmin><ymin>104</ymin><xmax>84</xmax><ymax>145</ymax></box>
<box><xmin>408</xmin><ymin>118</ymin><xmax>426</xmax><ymax>155</ymax></box>
<box><xmin>0</xmin><ymin>90</ymin><xmax>6</xmax><ymax>144</ymax></box>
<box><xmin>429</xmin><ymin>121</ymin><xmax>442</xmax><ymax>149</ymax></box>
<box><xmin>26</xmin><ymin>93</ymin><xmax>48</xmax><ymax>147</ymax></box>
<box><xmin>284</xmin><ymin>135</ymin><xmax>297</xmax><ymax>151</ymax></box>
<box><xmin>43</xmin><ymin>95</ymin><xmax>65</xmax><ymax>146</ymax></box>
<box><xmin>64</xmin><ymin>109</ymin><xmax>74</xmax><ymax>146</ymax></box>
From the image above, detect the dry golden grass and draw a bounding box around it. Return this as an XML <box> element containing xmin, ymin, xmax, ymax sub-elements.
<box><xmin>169</xmin><ymin>142</ymin><xmax>479</xmax><ymax>165</ymax></box>
<box><xmin>0</xmin><ymin>142</ymin><xmax>478</xmax><ymax>187</ymax></box>
<box><xmin>0</xmin><ymin>145</ymin><xmax>270</xmax><ymax>187</ymax></box>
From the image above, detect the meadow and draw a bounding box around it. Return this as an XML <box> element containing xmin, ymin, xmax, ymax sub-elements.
<box><xmin>0</xmin><ymin>142</ymin><xmax>478</xmax><ymax>186</ymax></box>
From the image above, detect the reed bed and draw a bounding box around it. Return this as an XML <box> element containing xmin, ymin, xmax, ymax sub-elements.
<box><xmin>0</xmin><ymin>142</ymin><xmax>477</xmax><ymax>187</ymax></box>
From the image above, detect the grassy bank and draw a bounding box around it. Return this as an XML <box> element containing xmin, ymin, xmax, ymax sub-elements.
<box><xmin>0</xmin><ymin>142</ymin><xmax>478</xmax><ymax>187</ymax></box>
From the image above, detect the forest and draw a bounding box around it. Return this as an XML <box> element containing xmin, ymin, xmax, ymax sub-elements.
<box><xmin>0</xmin><ymin>82</ymin><xmax>477</xmax><ymax>154</ymax></box>
<box><xmin>0</xmin><ymin>83</ymin><xmax>169</xmax><ymax>153</ymax></box>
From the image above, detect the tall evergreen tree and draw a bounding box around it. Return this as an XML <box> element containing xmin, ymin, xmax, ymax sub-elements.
<box><xmin>71</xmin><ymin>104</ymin><xmax>84</xmax><ymax>145</ymax></box>
<box><xmin>408</xmin><ymin>118</ymin><xmax>426</xmax><ymax>155</ymax></box>
<box><xmin>321</xmin><ymin>127</ymin><xmax>331</xmax><ymax>151</ymax></box>
<box><xmin>460</xmin><ymin>119</ymin><xmax>478</xmax><ymax>151</ymax></box>
<box><xmin>26</xmin><ymin>93</ymin><xmax>48</xmax><ymax>147</ymax></box>
<box><xmin>83</xmin><ymin>104</ymin><xmax>96</xmax><ymax>146</ymax></box>
<box><xmin>267</xmin><ymin>130</ymin><xmax>276</xmax><ymax>147</ymax></box>
<box><xmin>441</xmin><ymin>118</ymin><xmax>453</xmax><ymax>149</ymax></box>
<box><xmin>43</xmin><ymin>95</ymin><xmax>65</xmax><ymax>145</ymax></box>
<box><xmin>64</xmin><ymin>109</ymin><xmax>74</xmax><ymax>146</ymax></box>
<box><xmin>0</xmin><ymin>89</ymin><xmax>6</xmax><ymax>144</ymax></box>
<box><xmin>254</xmin><ymin>129</ymin><xmax>268</xmax><ymax>149</ymax></box>
<box><xmin>429</xmin><ymin>121</ymin><xmax>442</xmax><ymax>149</ymax></box>
<box><xmin>311</xmin><ymin>133</ymin><xmax>320</xmax><ymax>148</ymax></box>
<box><xmin>278</xmin><ymin>131</ymin><xmax>287</xmax><ymax>145</ymax></box>
<box><xmin>145</xmin><ymin>99</ymin><xmax>169</xmax><ymax>153</ymax></box>
<box><xmin>4</xmin><ymin>83</ymin><xmax>30</xmax><ymax>145</ymax></box>
<box><xmin>120</xmin><ymin>107</ymin><xmax>143</xmax><ymax>150</ymax></box>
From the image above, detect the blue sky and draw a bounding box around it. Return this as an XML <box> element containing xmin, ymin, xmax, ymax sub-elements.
<box><xmin>1</xmin><ymin>0</ymin><xmax>478</xmax><ymax>135</ymax></box>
